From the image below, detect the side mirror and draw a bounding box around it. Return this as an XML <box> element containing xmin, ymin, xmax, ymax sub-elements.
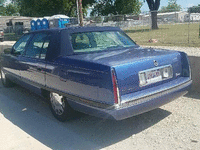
<box><xmin>10</xmin><ymin>47</ymin><xmax>22</xmax><ymax>56</ymax></box>
<box><xmin>3</xmin><ymin>48</ymin><xmax>12</xmax><ymax>54</ymax></box>
<box><xmin>13</xmin><ymin>51</ymin><xmax>21</xmax><ymax>56</ymax></box>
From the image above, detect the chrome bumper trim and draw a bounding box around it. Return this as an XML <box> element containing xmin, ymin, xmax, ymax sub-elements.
<box><xmin>119</xmin><ymin>80</ymin><xmax>192</xmax><ymax>109</ymax></box>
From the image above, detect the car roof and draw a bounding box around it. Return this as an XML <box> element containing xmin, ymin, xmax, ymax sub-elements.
<box><xmin>29</xmin><ymin>26</ymin><xmax>121</xmax><ymax>34</ymax></box>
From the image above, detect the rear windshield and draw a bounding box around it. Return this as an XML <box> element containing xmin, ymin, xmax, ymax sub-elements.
<box><xmin>70</xmin><ymin>31</ymin><xmax>136</xmax><ymax>53</ymax></box>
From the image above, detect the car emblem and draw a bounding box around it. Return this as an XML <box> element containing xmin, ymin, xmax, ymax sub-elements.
<box><xmin>154</xmin><ymin>60</ymin><xmax>158</xmax><ymax>66</ymax></box>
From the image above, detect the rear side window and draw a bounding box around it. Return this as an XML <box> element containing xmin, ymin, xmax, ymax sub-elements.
<box><xmin>25</xmin><ymin>33</ymin><xmax>51</xmax><ymax>59</ymax></box>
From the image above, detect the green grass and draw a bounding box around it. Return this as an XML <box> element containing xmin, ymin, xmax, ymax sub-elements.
<box><xmin>125</xmin><ymin>23</ymin><xmax>200</xmax><ymax>47</ymax></box>
<box><xmin>2</xmin><ymin>23</ymin><xmax>200</xmax><ymax>47</ymax></box>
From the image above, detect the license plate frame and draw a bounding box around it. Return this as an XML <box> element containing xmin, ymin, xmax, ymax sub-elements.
<box><xmin>139</xmin><ymin>65</ymin><xmax>173</xmax><ymax>87</ymax></box>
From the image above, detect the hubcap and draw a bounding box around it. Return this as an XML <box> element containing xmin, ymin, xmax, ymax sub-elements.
<box><xmin>50</xmin><ymin>92</ymin><xmax>65</xmax><ymax>115</ymax></box>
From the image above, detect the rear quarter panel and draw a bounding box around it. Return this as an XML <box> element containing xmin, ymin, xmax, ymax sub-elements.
<box><xmin>45</xmin><ymin>58</ymin><xmax>115</xmax><ymax>105</ymax></box>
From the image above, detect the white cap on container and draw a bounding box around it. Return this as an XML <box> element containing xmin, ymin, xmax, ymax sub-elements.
<box><xmin>32</xmin><ymin>18</ymin><xmax>38</xmax><ymax>21</ymax></box>
<box><xmin>51</xmin><ymin>14</ymin><xmax>69</xmax><ymax>19</ymax></box>
<box><xmin>43</xmin><ymin>16</ymin><xmax>51</xmax><ymax>20</ymax></box>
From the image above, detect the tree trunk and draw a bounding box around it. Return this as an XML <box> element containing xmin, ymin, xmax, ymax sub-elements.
<box><xmin>151</xmin><ymin>11</ymin><xmax>158</xmax><ymax>29</ymax></box>
<box><xmin>78</xmin><ymin>0</ymin><xmax>83</xmax><ymax>26</ymax></box>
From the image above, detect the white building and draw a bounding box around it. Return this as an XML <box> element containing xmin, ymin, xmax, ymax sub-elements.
<box><xmin>139</xmin><ymin>11</ymin><xmax>200</xmax><ymax>24</ymax></box>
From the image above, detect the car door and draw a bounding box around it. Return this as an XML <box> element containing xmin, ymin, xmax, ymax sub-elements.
<box><xmin>19</xmin><ymin>32</ymin><xmax>51</xmax><ymax>87</ymax></box>
<box><xmin>1</xmin><ymin>34</ymin><xmax>32</xmax><ymax>81</ymax></box>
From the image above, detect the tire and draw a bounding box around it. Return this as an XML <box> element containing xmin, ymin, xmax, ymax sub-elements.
<box><xmin>1</xmin><ymin>69</ymin><xmax>14</xmax><ymax>87</ymax></box>
<box><xmin>49</xmin><ymin>92</ymin><xmax>75</xmax><ymax>122</ymax></box>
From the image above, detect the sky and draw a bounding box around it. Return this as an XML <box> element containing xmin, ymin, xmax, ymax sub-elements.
<box><xmin>141</xmin><ymin>0</ymin><xmax>200</xmax><ymax>12</ymax></box>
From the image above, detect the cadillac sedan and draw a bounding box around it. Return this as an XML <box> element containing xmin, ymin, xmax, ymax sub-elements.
<box><xmin>0</xmin><ymin>26</ymin><xmax>192</xmax><ymax>121</ymax></box>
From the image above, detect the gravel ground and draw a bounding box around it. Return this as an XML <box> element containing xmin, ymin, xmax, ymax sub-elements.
<box><xmin>105</xmin><ymin>93</ymin><xmax>200</xmax><ymax>150</ymax></box>
<box><xmin>142</xmin><ymin>46</ymin><xmax>200</xmax><ymax>57</ymax></box>
<box><xmin>0</xmin><ymin>80</ymin><xmax>199</xmax><ymax>150</ymax></box>
<box><xmin>0</xmin><ymin>42</ymin><xmax>200</xmax><ymax>149</ymax></box>
<box><xmin>0</xmin><ymin>41</ymin><xmax>16</xmax><ymax>45</ymax></box>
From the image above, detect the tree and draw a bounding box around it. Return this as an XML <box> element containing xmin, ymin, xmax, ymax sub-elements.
<box><xmin>0</xmin><ymin>0</ymin><xmax>6</xmax><ymax>16</ymax></box>
<box><xmin>0</xmin><ymin>0</ymin><xmax>5</xmax><ymax>6</ymax></box>
<box><xmin>145</xmin><ymin>0</ymin><xmax>160</xmax><ymax>29</ymax></box>
<box><xmin>91</xmin><ymin>0</ymin><xmax>115</xmax><ymax>16</ymax></box>
<box><xmin>0</xmin><ymin>6</ymin><xmax>6</xmax><ymax>15</ymax></box>
<box><xmin>14</xmin><ymin>0</ymin><xmax>95</xmax><ymax>17</ymax></box>
<box><xmin>114</xmin><ymin>0</ymin><xmax>142</xmax><ymax>15</ymax></box>
<box><xmin>160</xmin><ymin>0</ymin><xmax>181</xmax><ymax>13</ymax></box>
<box><xmin>0</xmin><ymin>0</ymin><xmax>19</xmax><ymax>16</ymax></box>
<box><xmin>188</xmin><ymin>4</ymin><xmax>200</xmax><ymax>13</ymax></box>
<box><xmin>91</xmin><ymin>0</ymin><xmax>142</xmax><ymax>16</ymax></box>
<box><xmin>4</xmin><ymin>3</ymin><xmax>19</xmax><ymax>16</ymax></box>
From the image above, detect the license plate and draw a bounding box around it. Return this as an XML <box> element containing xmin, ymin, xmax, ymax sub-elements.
<box><xmin>145</xmin><ymin>70</ymin><xmax>162</xmax><ymax>84</ymax></box>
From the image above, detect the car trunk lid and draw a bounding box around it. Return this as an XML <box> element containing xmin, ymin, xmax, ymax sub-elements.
<box><xmin>68</xmin><ymin>46</ymin><xmax>182</xmax><ymax>99</ymax></box>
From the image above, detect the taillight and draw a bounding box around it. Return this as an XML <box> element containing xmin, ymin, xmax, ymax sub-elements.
<box><xmin>180</xmin><ymin>52</ymin><xmax>191</xmax><ymax>78</ymax></box>
<box><xmin>111</xmin><ymin>68</ymin><xmax>120</xmax><ymax>105</ymax></box>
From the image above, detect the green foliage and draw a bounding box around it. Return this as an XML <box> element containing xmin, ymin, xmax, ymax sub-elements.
<box><xmin>0</xmin><ymin>6</ymin><xmax>6</xmax><ymax>15</ymax></box>
<box><xmin>115</xmin><ymin>0</ymin><xmax>142</xmax><ymax>15</ymax></box>
<box><xmin>0</xmin><ymin>1</ymin><xmax>19</xmax><ymax>16</ymax></box>
<box><xmin>4</xmin><ymin>3</ymin><xmax>19</xmax><ymax>16</ymax></box>
<box><xmin>91</xmin><ymin>0</ymin><xmax>142</xmax><ymax>16</ymax></box>
<box><xmin>90</xmin><ymin>0</ymin><xmax>114</xmax><ymax>16</ymax></box>
<box><xmin>159</xmin><ymin>0</ymin><xmax>181</xmax><ymax>13</ymax></box>
<box><xmin>188</xmin><ymin>4</ymin><xmax>200</xmax><ymax>13</ymax></box>
<box><xmin>0</xmin><ymin>0</ymin><xmax>5</xmax><ymax>6</ymax></box>
<box><xmin>14</xmin><ymin>0</ymin><xmax>95</xmax><ymax>17</ymax></box>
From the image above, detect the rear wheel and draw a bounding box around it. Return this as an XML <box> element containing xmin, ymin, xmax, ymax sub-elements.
<box><xmin>49</xmin><ymin>92</ymin><xmax>74</xmax><ymax>122</ymax></box>
<box><xmin>1</xmin><ymin>70</ymin><xmax>14</xmax><ymax>87</ymax></box>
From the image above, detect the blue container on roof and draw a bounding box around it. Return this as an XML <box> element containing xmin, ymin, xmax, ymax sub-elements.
<box><xmin>36</xmin><ymin>18</ymin><xmax>42</xmax><ymax>30</ymax></box>
<box><xmin>42</xmin><ymin>17</ymin><xmax>50</xmax><ymax>29</ymax></box>
<box><xmin>58</xmin><ymin>18</ymin><xmax>70</xmax><ymax>28</ymax></box>
<box><xmin>49</xmin><ymin>15</ymin><xmax>70</xmax><ymax>29</ymax></box>
<box><xmin>30</xmin><ymin>19</ymin><xmax>37</xmax><ymax>31</ymax></box>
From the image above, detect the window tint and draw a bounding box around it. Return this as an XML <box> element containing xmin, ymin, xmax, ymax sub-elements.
<box><xmin>25</xmin><ymin>33</ymin><xmax>51</xmax><ymax>59</ymax></box>
<box><xmin>13</xmin><ymin>34</ymin><xmax>31</xmax><ymax>55</ymax></box>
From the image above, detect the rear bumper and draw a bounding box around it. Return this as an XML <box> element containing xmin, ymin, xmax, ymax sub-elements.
<box><xmin>68</xmin><ymin>79</ymin><xmax>192</xmax><ymax>120</ymax></box>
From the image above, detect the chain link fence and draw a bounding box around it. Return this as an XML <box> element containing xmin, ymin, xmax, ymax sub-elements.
<box><xmin>85</xmin><ymin>7</ymin><xmax>200</xmax><ymax>47</ymax></box>
<box><xmin>0</xmin><ymin>7</ymin><xmax>199</xmax><ymax>46</ymax></box>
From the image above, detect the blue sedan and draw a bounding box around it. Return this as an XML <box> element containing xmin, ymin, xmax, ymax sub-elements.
<box><xmin>0</xmin><ymin>26</ymin><xmax>192</xmax><ymax>121</ymax></box>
